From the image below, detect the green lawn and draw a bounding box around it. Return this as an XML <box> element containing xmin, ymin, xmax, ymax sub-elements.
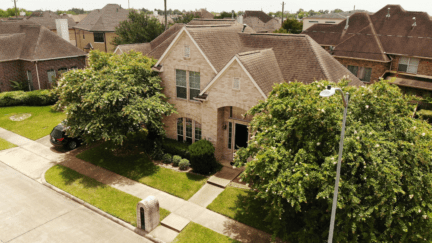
<box><xmin>173</xmin><ymin>222</ymin><xmax>240</xmax><ymax>243</ymax></box>
<box><xmin>207</xmin><ymin>186</ymin><xmax>272</xmax><ymax>235</ymax></box>
<box><xmin>0</xmin><ymin>138</ymin><xmax>16</xmax><ymax>150</ymax></box>
<box><xmin>45</xmin><ymin>165</ymin><xmax>170</xmax><ymax>226</ymax></box>
<box><xmin>76</xmin><ymin>144</ymin><xmax>207</xmax><ymax>200</ymax></box>
<box><xmin>0</xmin><ymin>106</ymin><xmax>65</xmax><ymax>140</ymax></box>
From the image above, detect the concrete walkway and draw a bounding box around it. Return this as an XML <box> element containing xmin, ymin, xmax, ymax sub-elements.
<box><xmin>0</xmin><ymin>128</ymin><xmax>276</xmax><ymax>243</ymax></box>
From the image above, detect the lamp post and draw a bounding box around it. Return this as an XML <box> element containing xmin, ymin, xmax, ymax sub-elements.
<box><xmin>319</xmin><ymin>85</ymin><xmax>349</xmax><ymax>243</ymax></box>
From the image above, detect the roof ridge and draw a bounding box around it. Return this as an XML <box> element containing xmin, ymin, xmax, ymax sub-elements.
<box><xmin>304</xmin><ymin>36</ymin><xmax>331</xmax><ymax>81</ymax></box>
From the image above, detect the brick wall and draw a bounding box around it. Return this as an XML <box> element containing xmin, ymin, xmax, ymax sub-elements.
<box><xmin>75</xmin><ymin>29</ymin><xmax>118</xmax><ymax>53</ymax></box>
<box><xmin>0</xmin><ymin>56</ymin><xmax>86</xmax><ymax>92</ymax></box>
<box><xmin>390</xmin><ymin>55</ymin><xmax>432</xmax><ymax>76</ymax></box>
<box><xmin>334</xmin><ymin>57</ymin><xmax>390</xmax><ymax>84</ymax></box>
<box><xmin>158</xmin><ymin>31</ymin><xmax>264</xmax><ymax>160</ymax></box>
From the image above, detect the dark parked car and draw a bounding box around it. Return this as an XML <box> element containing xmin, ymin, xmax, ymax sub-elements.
<box><xmin>50</xmin><ymin>124</ymin><xmax>82</xmax><ymax>150</ymax></box>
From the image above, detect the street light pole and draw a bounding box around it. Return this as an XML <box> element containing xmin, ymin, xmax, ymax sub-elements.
<box><xmin>319</xmin><ymin>85</ymin><xmax>349</xmax><ymax>243</ymax></box>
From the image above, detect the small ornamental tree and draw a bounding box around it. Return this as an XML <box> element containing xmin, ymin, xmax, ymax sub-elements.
<box><xmin>54</xmin><ymin>50</ymin><xmax>176</xmax><ymax>146</ymax></box>
<box><xmin>234</xmin><ymin>79</ymin><xmax>432</xmax><ymax>242</ymax></box>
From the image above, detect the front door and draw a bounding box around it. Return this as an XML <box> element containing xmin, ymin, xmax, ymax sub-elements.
<box><xmin>235</xmin><ymin>124</ymin><xmax>248</xmax><ymax>149</ymax></box>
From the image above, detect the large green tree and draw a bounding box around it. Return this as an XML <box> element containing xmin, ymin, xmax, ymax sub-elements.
<box><xmin>234</xmin><ymin>80</ymin><xmax>432</xmax><ymax>242</ymax></box>
<box><xmin>54</xmin><ymin>50</ymin><xmax>176</xmax><ymax>146</ymax></box>
<box><xmin>172</xmin><ymin>12</ymin><xmax>199</xmax><ymax>24</ymax></box>
<box><xmin>273</xmin><ymin>18</ymin><xmax>303</xmax><ymax>34</ymax></box>
<box><xmin>112</xmin><ymin>10</ymin><xmax>164</xmax><ymax>46</ymax></box>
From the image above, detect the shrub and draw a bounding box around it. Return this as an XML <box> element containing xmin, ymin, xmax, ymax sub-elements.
<box><xmin>172</xmin><ymin>155</ymin><xmax>182</xmax><ymax>167</ymax></box>
<box><xmin>417</xmin><ymin>109</ymin><xmax>432</xmax><ymax>122</ymax></box>
<box><xmin>0</xmin><ymin>90</ymin><xmax>57</xmax><ymax>107</ymax></box>
<box><xmin>179</xmin><ymin>159</ymin><xmax>190</xmax><ymax>170</ymax></box>
<box><xmin>162</xmin><ymin>153</ymin><xmax>172</xmax><ymax>164</ymax></box>
<box><xmin>188</xmin><ymin>139</ymin><xmax>218</xmax><ymax>174</ymax></box>
<box><xmin>162</xmin><ymin>138</ymin><xmax>190</xmax><ymax>160</ymax></box>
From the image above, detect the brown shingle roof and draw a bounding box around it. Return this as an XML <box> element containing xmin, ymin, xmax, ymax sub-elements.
<box><xmin>243</xmin><ymin>11</ymin><xmax>273</xmax><ymax>23</ymax></box>
<box><xmin>115</xmin><ymin>43</ymin><xmax>151</xmax><ymax>55</ymax></box>
<box><xmin>303</xmin><ymin>5</ymin><xmax>432</xmax><ymax>60</ymax></box>
<box><xmin>74</xmin><ymin>4</ymin><xmax>129</xmax><ymax>32</ymax></box>
<box><xmin>26</xmin><ymin>11</ymin><xmax>76</xmax><ymax>30</ymax></box>
<box><xmin>194</xmin><ymin>9</ymin><xmax>214</xmax><ymax>19</ymax></box>
<box><xmin>188</xmin><ymin>18</ymin><xmax>237</xmax><ymax>25</ymax></box>
<box><xmin>237</xmin><ymin>49</ymin><xmax>284</xmax><ymax>94</ymax></box>
<box><xmin>384</xmin><ymin>72</ymin><xmax>432</xmax><ymax>91</ymax></box>
<box><xmin>0</xmin><ymin>21</ymin><xmax>86</xmax><ymax>61</ymax></box>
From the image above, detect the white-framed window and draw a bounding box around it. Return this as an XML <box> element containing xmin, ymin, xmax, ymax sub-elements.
<box><xmin>184</xmin><ymin>45</ymin><xmax>190</xmax><ymax>58</ymax></box>
<box><xmin>233</xmin><ymin>78</ymin><xmax>240</xmax><ymax>90</ymax></box>
<box><xmin>195</xmin><ymin>122</ymin><xmax>201</xmax><ymax>141</ymax></box>
<box><xmin>398</xmin><ymin>57</ymin><xmax>419</xmax><ymax>74</ymax></box>
<box><xmin>177</xmin><ymin>118</ymin><xmax>184</xmax><ymax>141</ymax></box>
<box><xmin>185</xmin><ymin>118</ymin><xmax>193</xmax><ymax>144</ymax></box>
<box><xmin>177</xmin><ymin>117</ymin><xmax>202</xmax><ymax>144</ymax></box>
<box><xmin>189</xmin><ymin>71</ymin><xmax>200</xmax><ymax>100</ymax></box>
<box><xmin>176</xmin><ymin>70</ymin><xmax>187</xmax><ymax>99</ymax></box>
<box><xmin>47</xmin><ymin>70</ymin><xmax>56</xmax><ymax>83</ymax></box>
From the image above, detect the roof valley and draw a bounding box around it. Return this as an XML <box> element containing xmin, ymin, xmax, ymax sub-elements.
<box><xmin>366</xmin><ymin>14</ymin><xmax>388</xmax><ymax>61</ymax></box>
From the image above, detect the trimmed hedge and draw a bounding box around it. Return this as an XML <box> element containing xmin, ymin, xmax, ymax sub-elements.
<box><xmin>188</xmin><ymin>139</ymin><xmax>218</xmax><ymax>174</ymax></box>
<box><xmin>0</xmin><ymin>90</ymin><xmax>57</xmax><ymax>107</ymax></box>
<box><xmin>163</xmin><ymin>153</ymin><xmax>172</xmax><ymax>164</ymax></box>
<box><xmin>162</xmin><ymin>138</ymin><xmax>190</xmax><ymax>160</ymax></box>
<box><xmin>172</xmin><ymin>155</ymin><xmax>182</xmax><ymax>167</ymax></box>
<box><xmin>417</xmin><ymin>109</ymin><xmax>432</xmax><ymax>122</ymax></box>
<box><xmin>179</xmin><ymin>159</ymin><xmax>190</xmax><ymax>170</ymax></box>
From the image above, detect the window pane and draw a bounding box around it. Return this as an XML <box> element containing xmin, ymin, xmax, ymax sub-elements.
<box><xmin>189</xmin><ymin>71</ymin><xmax>200</xmax><ymax>89</ymax></box>
<box><xmin>398</xmin><ymin>64</ymin><xmax>408</xmax><ymax>72</ymax></box>
<box><xmin>399</xmin><ymin>56</ymin><xmax>409</xmax><ymax>65</ymax></box>
<box><xmin>362</xmin><ymin>68</ymin><xmax>372</xmax><ymax>82</ymax></box>
<box><xmin>347</xmin><ymin>65</ymin><xmax>358</xmax><ymax>76</ymax></box>
<box><xmin>184</xmin><ymin>46</ymin><xmax>190</xmax><ymax>58</ymax></box>
<box><xmin>47</xmin><ymin>70</ymin><xmax>56</xmax><ymax>83</ymax></box>
<box><xmin>186</xmin><ymin>118</ymin><xmax>192</xmax><ymax>138</ymax></box>
<box><xmin>233</xmin><ymin>78</ymin><xmax>240</xmax><ymax>89</ymax></box>
<box><xmin>94</xmin><ymin>32</ymin><xmax>104</xmax><ymax>42</ymax></box>
<box><xmin>177</xmin><ymin>87</ymin><xmax>187</xmax><ymax>99</ymax></box>
<box><xmin>357</xmin><ymin>67</ymin><xmax>365</xmax><ymax>80</ymax></box>
<box><xmin>228</xmin><ymin>122</ymin><xmax>232</xmax><ymax>149</ymax></box>
<box><xmin>190</xmin><ymin>89</ymin><xmax>200</xmax><ymax>100</ymax></box>
<box><xmin>409</xmin><ymin>58</ymin><xmax>420</xmax><ymax>66</ymax></box>
<box><xmin>407</xmin><ymin>65</ymin><xmax>418</xmax><ymax>74</ymax></box>
<box><xmin>177</xmin><ymin>118</ymin><xmax>183</xmax><ymax>142</ymax></box>
<box><xmin>176</xmin><ymin>70</ymin><xmax>186</xmax><ymax>87</ymax></box>
<box><xmin>195</xmin><ymin>122</ymin><xmax>201</xmax><ymax>141</ymax></box>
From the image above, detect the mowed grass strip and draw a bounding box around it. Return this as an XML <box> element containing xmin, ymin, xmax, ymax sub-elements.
<box><xmin>0</xmin><ymin>138</ymin><xmax>16</xmax><ymax>151</ymax></box>
<box><xmin>0</xmin><ymin>106</ymin><xmax>65</xmax><ymax>140</ymax></box>
<box><xmin>77</xmin><ymin>144</ymin><xmax>207</xmax><ymax>200</ymax></box>
<box><xmin>207</xmin><ymin>186</ymin><xmax>272</xmax><ymax>235</ymax></box>
<box><xmin>45</xmin><ymin>165</ymin><xmax>170</xmax><ymax>226</ymax></box>
<box><xmin>173</xmin><ymin>222</ymin><xmax>240</xmax><ymax>243</ymax></box>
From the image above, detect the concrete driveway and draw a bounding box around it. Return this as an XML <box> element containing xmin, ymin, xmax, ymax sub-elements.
<box><xmin>0</xmin><ymin>132</ymin><xmax>150</xmax><ymax>243</ymax></box>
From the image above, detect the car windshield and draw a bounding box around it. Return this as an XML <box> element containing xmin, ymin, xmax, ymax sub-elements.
<box><xmin>51</xmin><ymin>125</ymin><xmax>64</xmax><ymax>138</ymax></box>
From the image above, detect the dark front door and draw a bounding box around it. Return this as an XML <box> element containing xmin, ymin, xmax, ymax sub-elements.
<box><xmin>235</xmin><ymin>124</ymin><xmax>248</xmax><ymax>149</ymax></box>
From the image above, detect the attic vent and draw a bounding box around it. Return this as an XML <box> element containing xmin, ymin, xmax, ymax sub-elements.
<box><xmin>412</xmin><ymin>17</ymin><xmax>417</xmax><ymax>27</ymax></box>
<box><xmin>386</xmin><ymin>8</ymin><xmax>391</xmax><ymax>18</ymax></box>
<box><xmin>344</xmin><ymin>16</ymin><xmax>349</xmax><ymax>30</ymax></box>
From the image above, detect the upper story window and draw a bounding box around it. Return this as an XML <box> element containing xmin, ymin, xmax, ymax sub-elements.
<box><xmin>347</xmin><ymin>65</ymin><xmax>372</xmax><ymax>82</ymax></box>
<box><xmin>176</xmin><ymin>70</ymin><xmax>187</xmax><ymax>99</ymax></box>
<box><xmin>398</xmin><ymin>57</ymin><xmax>419</xmax><ymax>74</ymax></box>
<box><xmin>233</xmin><ymin>78</ymin><xmax>240</xmax><ymax>90</ymax></box>
<box><xmin>184</xmin><ymin>46</ymin><xmax>190</xmax><ymax>58</ymax></box>
<box><xmin>177</xmin><ymin>117</ymin><xmax>201</xmax><ymax>144</ymax></box>
<box><xmin>309</xmin><ymin>21</ymin><xmax>318</xmax><ymax>23</ymax></box>
<box><xmin>347</xmin><ymin>65</ymin><xmax>358</xmax><ymax>76</ymax></box>
<box><xmin>47</xmin><ymin>70</ymin><xmax>56</xmax><ymax>83</ymax></box>
<box><xmin>94</xmin><ymin>32</ymin><xmax>105</xmax><ymax>43</ymax></box>
<box><xmin>189</xmin><ymin>71</ymin><xmax>200</xmax><ymax>100</ymax></box>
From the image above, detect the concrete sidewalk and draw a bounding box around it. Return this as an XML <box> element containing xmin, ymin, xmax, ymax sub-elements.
<box><xmin>0</xmin><ymin>128</ymin><xmax>276</xmax><ymax>243</ymax></box>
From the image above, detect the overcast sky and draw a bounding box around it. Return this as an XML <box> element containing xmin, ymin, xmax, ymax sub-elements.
<box><xmin>8</xmin><ymin>0</ymin><xmax>432</xmax><ymax>15</ymax></box>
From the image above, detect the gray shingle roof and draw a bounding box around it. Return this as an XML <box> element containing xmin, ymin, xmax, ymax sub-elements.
<box><xmin>0</xmin><ymin>21</ymin><xmax>86</xmax><ymax>61</ymax></box>
<box><xmin>74</xmin><ymin>4</ymin><xmax>129</xmax><ymax>32</ymax></box>
<box><xmin>26</xmin><ymin>11</ymin><xmax>76</xmax><ymax>30</ymax></box>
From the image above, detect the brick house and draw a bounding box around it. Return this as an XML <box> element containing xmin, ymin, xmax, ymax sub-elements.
<box><xmin>115</xmin><ymin>24</ymin><xmax>361</xmax><ymax>161</ymax></box>
<box><xmin>241</xmin><ymin>11</ymin><xmax>280</xmax><ymax>33</ymax></box>
<box><xmin>303</xmin><ymin>5</ymin><xmax>432</xmax><ymax>97</ymax></box>
<box><xmin>0</xmin><ymin>21</ymin><xmax>87</xmax><ymax>92</ymax></box>
<box><xmin>302</xmin><ymin>10</ymin><xmax>373</xmax><ymax>31</ymax></box>
<box><xmin>74</xmin><ymin>4</ymin><xmax>129</xmax><ymax>53</ymax></box>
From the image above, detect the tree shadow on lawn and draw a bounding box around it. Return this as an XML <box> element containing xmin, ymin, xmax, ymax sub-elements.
<box><xmin>56</xmin><ymin>165</ymin><xmax>103</xmax><ymax>189</ymax></box>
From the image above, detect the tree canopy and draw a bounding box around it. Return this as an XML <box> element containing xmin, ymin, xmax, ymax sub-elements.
<box><xmin>112</xmin><ymin>10</ymin><xmax>164</xmax><ymax>46</ymax></box>
<box><xmin>172</xmin><ymin>12</ymin><xmax>199</xmax><ymax>24</ymax></box>
<box><xmin>274</xmin><ymin>18</ymin><xmax>303</xmax><ymax>34</ymax></box>
<box><xmin>0</xmin><ymin>8</ymin><xmax>31</xmax><ymax>17</ymax></box>
<box><xmin>214</xmin><ymin>11</ymin><xmax>236</xmax><ymax>19</ymax></box>
<box><xmin>54</xmin><ymin>50</ymin><xmax>176</xmax><ymax>146</ymax></box>
<box><xmin>234</xmin><ymin>79</ymin><xmax>432</xmax><ymax>242</ymax></box>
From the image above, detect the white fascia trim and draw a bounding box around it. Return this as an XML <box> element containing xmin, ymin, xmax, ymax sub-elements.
<box><xmin>155</xmin><ymin>27</ymin><xmax>218</xmax><ymax>74</ymax></box>
<box><xmin>200</xmin><ymin>56</ymin><xmax>267</xmax><ymax>100</ymax></box>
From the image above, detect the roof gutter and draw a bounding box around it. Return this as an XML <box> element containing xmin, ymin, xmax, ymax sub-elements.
<box><xmin>386</xmin><ymin>53</ymin><xmax>432</xmax><ymax>61</ymax></box>
<box><xmin>333</xmin><ymin>55</ymin><xmax>391</xmax><ymax>63</ymax></box>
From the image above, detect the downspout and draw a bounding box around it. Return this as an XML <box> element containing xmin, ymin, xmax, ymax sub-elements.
<box><xmin>104</xmin><ymin>32</ymin><xmax>107</xmax><ymax>52</ymax></box>
<box><xmin>35</xmin><ymin>61</ymin><xmax>41</xmax><ymax>90</ymax></box>
<box><xmin>74</xmin><ymin>28</ymin><xmax>78</xmax><ymax>47</ymax></box>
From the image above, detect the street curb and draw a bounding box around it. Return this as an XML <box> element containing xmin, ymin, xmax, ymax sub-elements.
<box><xmin>41</xmin><ymin>167</ymin><xmax>165</xmax><ymax>243</ymax></box>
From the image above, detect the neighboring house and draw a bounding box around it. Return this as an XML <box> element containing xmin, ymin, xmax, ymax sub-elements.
<box><xmin>194</xmin><ymin>9</ymin><xmax>214</xmax><ymax>19</ymax></box>
<box><xmin>303</xmin><ymin>10</ymin><xmax>373</xmax><ymax>31</ymax></box>
<box><xmin>25</xmin><ymin>11</ymin><xmax>77</xmax><ymax>45</ymax></box>
<box><xmin>0</xmin><ymin>21</ymin><xmax>87</xmax><ymax>92</ymax></box>
<box><xmin>188</xmin><ymin>18</ymin><xmax>237</xmax><ymax>26</ymax></box>
<box><xmin>303</xmin><ymin>4</ymin><xmax>432</xmax><ymax>97</ymax></box>
<box><xmin>116</xmin><ymin>24</ymin><xmax>361</xmax><ymax>161</ymax></box>
<box><xmin>241</xmin><ymin>11</ymin><xmax>280</xmax><ymax>33</ymax></box>
<box><xmin>74</xmin><ymin>4</ymin><xmax>130</xmax><ymax>53</ymax></box>
<box><xmin>70</xmin><ymin>14</ymin><xmax>88</xmax><ymax>24</ymax></box>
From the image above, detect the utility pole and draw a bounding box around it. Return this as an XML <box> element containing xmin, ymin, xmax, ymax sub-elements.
<box><xmin>281</xmin><ymin>1</ymin><xmax>286</xmax><ymax>27</ymax></box>
<box><xmin>164</xmin><ymin>0</ymin><xmax>167</xmax><ymax>30</ymax></box>
<box><xmin>12</xmin><ymin>0</ymin><xmax>18</xmax><ymax>18</ymax></box>
<box><xmin>128</xmin><ymin>0</ymin><xmax>130</xmax><ymax>9</ymax></box>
